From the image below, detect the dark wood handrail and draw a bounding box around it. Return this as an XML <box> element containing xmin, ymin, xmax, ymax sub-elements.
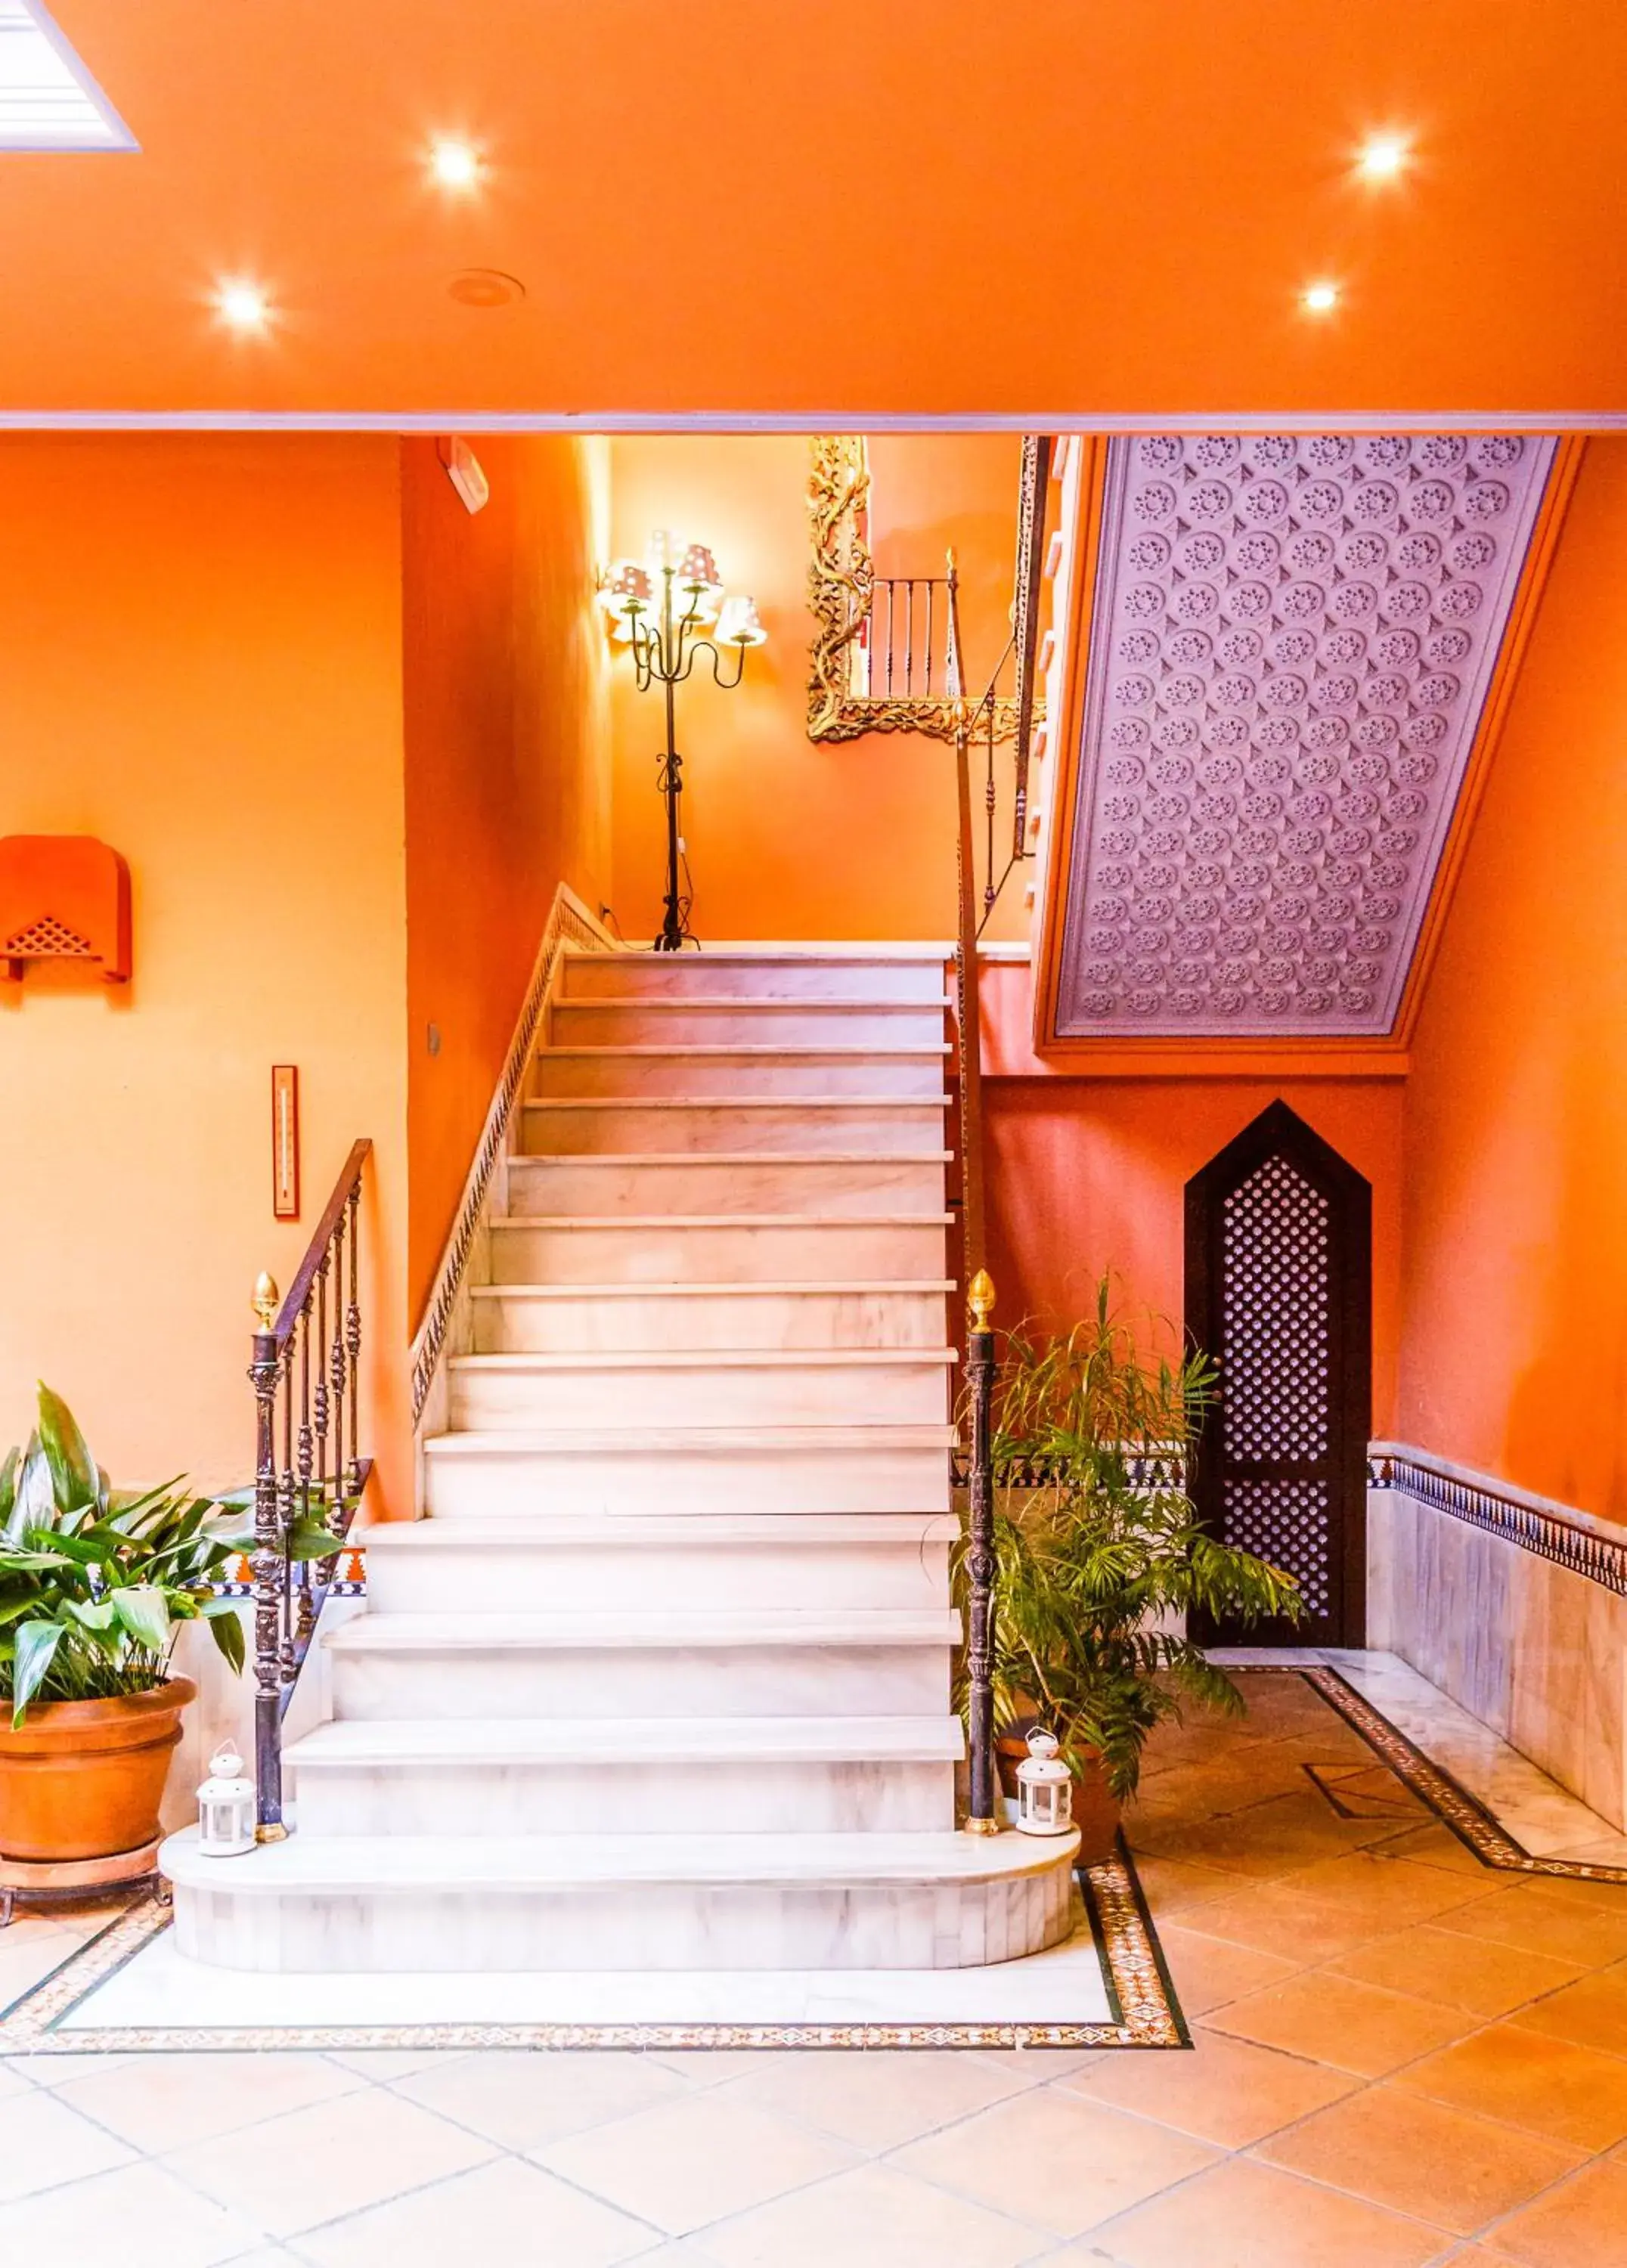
<box><xmin>945</xmin><ymin>555</ymin><xmax>987</xmax><ymax>1292</ymax></box>
<box><xmin>271</xmin><ymin>1138</ymin><xmax>372</xmax><ymax>1351</ymax></box>
<box><xmin>1010</xmin><ymin>435</ymin><xmax>1053</xmax><ymax>860</ymax></box>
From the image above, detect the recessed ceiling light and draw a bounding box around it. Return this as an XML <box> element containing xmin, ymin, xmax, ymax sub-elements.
<box><xmin>1301</xmin><ymin>280</ymin><xmax>1340</xmax><ymax>314</ymax></box>
<box><xmin>1356</xmin><ymin>132</ymin><xmax>1411</xmax><ymax>181</ymax></box>
<box><xmin>429</xmin><ymin>137</ymin><xmax>481</xmax><ymax>191</ymax></box>
<box><xmin>447</xmin><ymin>268</ymin><xmax>525</xmax><ymax>308</ymax></box>
<box><xmin>213</xmin><ymin>279</ymin><xmax>271</xmax><ymax>333</ymax></box>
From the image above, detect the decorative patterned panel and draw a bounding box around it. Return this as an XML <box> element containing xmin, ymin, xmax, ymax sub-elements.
<box><xmin>1057</xmin><ymin>432</ymin><xmax>1557</xmax><ymax>1036</ymax></box>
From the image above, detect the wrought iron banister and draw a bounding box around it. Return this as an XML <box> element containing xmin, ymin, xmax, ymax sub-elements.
<box><xmin>249</xmin><ymin>1136</ymin><xmax>372</xmax><ymax>1839</ymax></box>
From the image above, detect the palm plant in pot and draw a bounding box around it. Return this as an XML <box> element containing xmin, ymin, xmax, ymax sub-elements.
<box><xmin>0</xmin><ymin>1384</ymin><xmax>326</xmax><ymax>1868</ymax></box>
<box><xmin>954</xmin><ymin>1277</ymin><xmax>1303</xmax><ymax>1861</ymax></box>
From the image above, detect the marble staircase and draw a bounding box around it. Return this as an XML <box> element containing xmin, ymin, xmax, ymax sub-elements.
<box><xmin>163</xmin><ymin>945</ymin><xmax>1080</xmax><ymax>1971</ymax></box>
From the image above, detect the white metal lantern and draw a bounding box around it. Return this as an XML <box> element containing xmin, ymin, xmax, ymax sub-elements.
<box><xmin>197</xmin><ymin>1743</ymin><xmax>256</xmax><ymax>1857</ymax></box>
<box><xmin>1015</xmin><ymin>1729</ymin><xmax>1074</xmax><ymax>1837</ymax></box>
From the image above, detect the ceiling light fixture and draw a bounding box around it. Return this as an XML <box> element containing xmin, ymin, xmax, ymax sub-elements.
<box><xmin>429</xmin><ymin>137</ymin><xmax>481</xmax><ymax>191</ymax></box>
<box><xmin>1356</xmin><ymin>131</ymin><xmax>1410</xmax><ymax>181</ymax></box>
<box><xmin>447</xmin><ymin>268</ymin><xmax>525</xmax><ymax>308</ymax></box>
<box><xmin>213</xmin><ymin>279</ymin><xmax>271</xmax><ymax>333</ymax></box>
<box><xmin>1301</xmin><ymin>280</ymin><xmax>1340</xmax><ymax>314</ymax></box>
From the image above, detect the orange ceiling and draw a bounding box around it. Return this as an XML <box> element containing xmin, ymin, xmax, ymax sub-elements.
<box><xmin>4</xmin><ymin>0</ymin><xmax>1625</xmax><ymax>423</ymax></box>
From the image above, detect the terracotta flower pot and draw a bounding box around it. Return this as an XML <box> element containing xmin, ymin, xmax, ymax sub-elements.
<box><xmin>996</xmin><ymin>1731</ymin><xmax>1122</xmax><ymax>1866</ymax></box>
<box><xmin>0</xmin><ymin>1679</ymin><xmax>196</xmax><ymax>1862</ymax></box>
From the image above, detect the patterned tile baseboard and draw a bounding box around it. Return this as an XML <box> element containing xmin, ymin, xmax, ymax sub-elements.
<box><xmin>1236</xmin><ymin>1664</ymin><xmax>1627</xmax><ymax>1888</ymax></box>
<box><xmin>1369</xmin><ymin>1447</ymin><xmax>1627</xmax><ymax>1597</ymax></box>
<box><xmin>0</xmin><ymin>1844</ymin><xmax>1188</xmax><ymax>2057</ymax></box>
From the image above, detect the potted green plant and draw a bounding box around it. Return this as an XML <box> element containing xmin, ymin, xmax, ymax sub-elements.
<box><xmin>0</xmin><ymin>1383</ymin><xmax>323</xmax><ymax>1866</ymax></box>
<box><xmin>955</xmin><ymin>1277</ymin><xmax>1303</xmax><ymax>1861</ymax></box>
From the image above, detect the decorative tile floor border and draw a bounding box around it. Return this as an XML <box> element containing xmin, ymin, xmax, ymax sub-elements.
<box><xmin>1245</xmin><ymin>1664</ymin><xmax>1627</xmax><ymax>1888</ymax></box>
<box><xmin>0</xmin><ymin>1843</ymin><xmax>1188</xmax><ymax>2057</ymax></box>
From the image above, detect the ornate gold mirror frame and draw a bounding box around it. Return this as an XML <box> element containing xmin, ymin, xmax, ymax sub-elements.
<box><xmin>806</xmin><ymin>435</ymin><xmax>1023</xmax><ymax>746</ymax></box>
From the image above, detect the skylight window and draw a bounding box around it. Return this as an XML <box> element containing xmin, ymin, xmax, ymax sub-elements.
<box><xmin>0</xmin><ymin>0</ymin><xmax>135</xmax><ymax>150</ymax></box>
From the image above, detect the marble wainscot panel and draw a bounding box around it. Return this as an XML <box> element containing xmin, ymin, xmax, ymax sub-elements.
<box><xmin>1368</xmin><ymin>1443</ymin><xmax>1627</xmax><ymax>1832</ymax></box>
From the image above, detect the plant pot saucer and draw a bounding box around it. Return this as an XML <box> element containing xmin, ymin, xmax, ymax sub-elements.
<box><xmin>0</xmin><ymin>1837</ymin><xmax>162</xmax><ymax>1925</ymax></box>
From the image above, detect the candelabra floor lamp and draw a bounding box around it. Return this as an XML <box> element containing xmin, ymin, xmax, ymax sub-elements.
<box><xmin>600</xmin><ymin>534</ymin><xmax>765</xmax><ymax>952</ymax></box>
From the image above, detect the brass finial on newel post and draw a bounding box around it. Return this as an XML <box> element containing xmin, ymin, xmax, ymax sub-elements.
<box><xmin>252</xmin><ymin>1272</ymin><xmax>280</xmax><ymax>1336</ymax></box>
<box><xmin>963</xmin><ymin>1267</ymin><xmax>1000</xmax><ymax>1835</ymax></box>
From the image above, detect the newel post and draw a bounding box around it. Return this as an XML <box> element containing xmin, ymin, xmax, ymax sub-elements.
<box><xmin>249</xmin><ymin>1272</ymin><xmax>287</xmax><ymax>1841</ymax></box>
<box><xmin>964</xmin><ymin>1267</ymin><xmax>1000</xmax><ymax>1835</ymax></box>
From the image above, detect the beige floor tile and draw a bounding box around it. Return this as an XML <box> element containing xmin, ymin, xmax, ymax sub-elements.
<box><xmin>0</xmin><ymin>2056</ymin><xmax>39</xmax><ymax>2098</ymax></box>
<box><xmin>1472</xmin><ymin>2154</ymin><xmax>1627</xmax><ymax>2266</ymax></box>
<box><xmin>1436</xmin><ymin>1883</ymin><xmax>1627</xmax><ymax>1969</ymax></box>
<box><xmin>643</xmin><ymin>2049</ymin><xmax>795</xmax><ymax>2083</ymax></box>
<box><xmin>321</xmin><ymin>2048</ymin><xmax>465</xmax><ymax>2080</ymax></box>
<box><xmin>392</xmin><ymin>2046</ymin><xmax>687</xmax><ymax>2150</ymax></box>
<box><xmin>1505</xmin><ymin>1966</ymin><xmax>1627</xmax><ymax>2058</ymax></box>
<box><xmin>0</xmin><ymin>2158</ymin><xmax>265</xmax><ymax>2267</ymax></box>
<box><xmin>161</xmin><ymin>2081</ymin><xmax>499</xmax><ymax>2238</ymax></box>
<box><xmin>293</xmin><ymin>2154</ymin><xmax>655</xmax><ymax>2267</ymax></box>
<box><xmin>1393</xmin><ymin>2022</ymin><xmax>1627</xmax><ymax>2151</ymax></box>
<box><xmin>889</xmin><ymin>2087</ymin><xmax>1216</xmax><ymax>2237</ymax></box>
<box><xmin>0</xmin><ymin>2081</ymin><xmax>136</xmax><ymax>2201</ymax></box>
<box><xmin>1063</xmin><ymin>2025</ymin><xmax>1358</xmax><ymax>2147</ymax></box>
<box><xmin>1204</xmin><ymin>1969</ymin><xmax>1473</xmax><ymax>2076</ymax></box>
<box><xmin>535</xmin><ymin>2091</ymin><xmax>857</xmax><ymax>2237</ymax></box>
<box><xmin>711</xmin><ymin>2044</ymin><xmax>1031</xmax><ymax>2150</ymax></box>
<box><xmin>0</xmin><ymin>1926</ymin><xmax>79</xmax><ymax>2009</ymax></box>
<box><xmin>1154</xmin><ymin>1923</ymin><xmax>1303</xmax><ymax>2014</ymax></box>
<box><xmin>1328</xmin><ymin>1923</ymin><xmax>1585</xmax><ymax>2016</ymax></box>
<box><xmin>960</xmin><ymin>2045</ymin><xmax>1106</xmax><ymax>2078</ymax></box>
<box><xmin>701</xmin><ymin>2159</ymin><xmax>1049</xmax><ymax>2267</ymax></box>
<box><xmin>51</xmin><ymin>2049</ymin><xmax>367</xmax><ymax>2154</ymax></box>
<box><xmin>1085</xmin><ymin>2154</ymin><xmax>1449</xmax><ymax>2267</ymax></box>
<box><xmin>1256</xmin><ymin>2081</ymin><xmax>1586</xmax><ymax>2235</ymax></box>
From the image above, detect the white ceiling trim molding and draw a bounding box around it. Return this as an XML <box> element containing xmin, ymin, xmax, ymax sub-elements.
<box><xmin>0</xmin><ymin>0</ymin><xmax>135</xmax><ymax>151</ymax></box>
<box><xmin>1055</xmin><ymin>432</ymin><xmax>1558</xmax><ymax>1040</ymax></box>
<box><xmin>0</xmin><ymin>413</ymin><xmax>1622</xmax><ymax>435</ymax></box>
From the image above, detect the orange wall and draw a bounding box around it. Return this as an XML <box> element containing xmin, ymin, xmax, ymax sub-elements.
<box><xmin>1398</xmin><ymin>438</ymin><xmax>1627</xmax><ymax>1520</ymax></box>
<box><xmin>401</xmin><ymin>434</ymin><xmax>611</xmax><ymax>1321</ymax></box>
<box><xmin>0</xmin><ymin>435</ymin><xmax>412</xmax><ymax>1511</ymax></box>
<box><xmin>606</xmin><ymin>435</ymin><xmax>1022</xmax><ymax>945</ymax></box>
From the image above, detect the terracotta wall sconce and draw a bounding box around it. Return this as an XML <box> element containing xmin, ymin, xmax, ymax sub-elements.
<box><xmin>0</xmin><ymin>835</ymin><xmax>132</xmax><ymax>983</ymax></box>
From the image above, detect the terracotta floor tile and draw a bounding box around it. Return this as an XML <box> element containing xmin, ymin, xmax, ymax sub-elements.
<box><xmin>1328</xmin><ymin>1923</ymin><xmax>1585</xmax><ymax>2017</ymax></box>
<box><xmin>1169</xmin><ymin>1877</ymin><xmax>1407</xmax><ymax>1964</ymax></box>
<box><xmin>708</xmin><ymin>2044</ymin><xmax>1032</xmax><ymax>2150</ymax></box>
<box><xmin>1370</xmin><ymin>1823</ymin><xmax>1501</xmax><ymax>1878</ymax></box>
<box><xmin>1203</xmin><ymin>1969</ymin><xmax>1474</xmax><ymax>2077</ymax></box>
<box><xmin>1275</xmin><ymin>1850</ymin><xmax>1504</xmax><ymax>1929</ymax></box>
<box><xmin>888</xmin><ymin>2087</ymin><xmax>1216</xmax><ymax>2238</ymax></box>
<box><xmin>1136</xmin><ymin>1794</ymin><xmax>1399</xmax><ymax>1880</ymax></box>
<box><xmin>699</xmin><ymin>2161</ymin><xmax>1049</xmax><ymax>2268</ymax></box>
<box><xmin>1086</xmin><ymin>2153</ymin><xmax>1448</xmax><ymax>2268</ymax></box>
<box><xmin>1436</xmin><ymin>1883</ymin><xmax>1627</xmax><ymax>1969</ymax></box>
<box><xmin>1130</xmin><ymin>1850</ymin><xmax>1240</xmax><ymax>1916</ymax></box>
<box><xmin>1505</xmin><ymin>1966</ymin><xmax>1627</xmax><ymax>2059</ymax></box>
<box><xmin>1393</xmin><ymin>2022</ymin><xmax>1627</xmax><ymax>2150</ymax></box>
<box><xmin>1062</xmin><ymin>2025</ymin><xmax>1359</xmax><ymax>2147</ymax></box>
<box><xmin>1474</xmin><ymin>2155</ymin><xmax>1627</xmax><ymax>2266</ymax></box>
<box><xmin>1153</xmin><ymin>1922</ymin><xmax>1303</xmax><ymax>2014</ymax></box>
<box><xmin>535</xmin><ymin>2093</ymin><xmax>855</xmax><ymax>2239</ymax></box>
<box><xmin>1256</xmin><ymin>2081</ymin><xmax>1586</xmax><ymax>2235</ymax></box>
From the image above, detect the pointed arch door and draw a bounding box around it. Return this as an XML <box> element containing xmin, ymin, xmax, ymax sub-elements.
<box><xmin>1185</xmin><ymin>1101</ymin><xmax>1371</xmax><ymax>1647</ymax></box>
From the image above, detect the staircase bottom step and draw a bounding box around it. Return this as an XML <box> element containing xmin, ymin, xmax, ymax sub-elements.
<box><xmin>160</xmin><ymin>1828</ymin><xmax>1080</xmax><ymax>1972</ymax></box>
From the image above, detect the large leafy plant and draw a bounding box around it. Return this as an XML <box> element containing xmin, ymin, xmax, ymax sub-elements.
<box><xmin>0</xmin><ymin>1383</ymin><xmax>328</xmax><ymax>1727</ymax></box>
<box><xmin>955</xmin><ymin>1277</ymin><xmax>1303</xmax><ymax>1798</ymax></box>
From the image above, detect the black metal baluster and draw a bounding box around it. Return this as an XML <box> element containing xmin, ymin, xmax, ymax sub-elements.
<box><xmin>249</xmin><ymin>1275</ymin><xmax>287</xmax><ymax>1839</ymax></box>
<box><xmin>292</xmin><ymin>1304</ymin><xmax>311</xmax><ymax>1675</ymax></box>
<box><xmin>965</xmin><ymin>1269</ymin><xmax>999</xmax><ymax>1833</ymax></box>
<box><xmin>905</xmin><ymin>580</ymin><xmax>915</xmax><ymax>695</ymax></box>
<box><xmin>885</xmin><ymin>581</ymin><xmax>895</xmax><ymax>694</ymax></box>
<box><xmin>346</xmin><ymin>1187</ymin><xmax>361</xmax><ymax>1494</ymax></box>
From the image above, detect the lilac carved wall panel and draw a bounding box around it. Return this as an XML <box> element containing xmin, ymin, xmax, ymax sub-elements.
<box><xmin>1055</xmin><ymin>433</ymin><xmax>1556</xmax><ymax>1037</ymax></box>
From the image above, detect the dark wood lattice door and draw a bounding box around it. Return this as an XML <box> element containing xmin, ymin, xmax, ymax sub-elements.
<box><xmin>1185</xmin><ymin>1101</ymin><xmax>1371</xmax><ymax>1647</ymax></box>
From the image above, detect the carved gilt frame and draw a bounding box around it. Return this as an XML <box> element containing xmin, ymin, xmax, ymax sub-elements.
<box><xmin>806</xmin><ymin>434</ymin><xmax>1021</xmax><ymax>746</ymax></box>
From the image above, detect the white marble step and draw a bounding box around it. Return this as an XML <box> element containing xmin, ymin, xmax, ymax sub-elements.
<box><xmin>549</xmin><ymin>999</ymin><xmax>949</xmax><ymax>1049</ymax></box>
<box><xmin>505</xmin><ymin>1153</ymin><xmax>948</xmax><ymax>1220</ymax></box>
<box><xmin>284</xmin><ymin>1715</ymin><xmax>963</xmax><ymax>1836</ymax></box>
<box><xmin>487</xmin><ymin>1213</ymin><xmax>953</xmax><ymax>1285</ymax></box>
<box><xmin>532</xmin><ymin>1046</ymin><xmax>950</xmax><ymax>1099</ymax></box>
<box><xmin>469</xmin><ymin>1280</ymin><xmax>953</xmax><ymax>1354</ymax></box>
<box><xmin>445</xmin><ymin>1349</ymin><xmax>953</xmax><ymax>1431</ymax></box>
<box><xmin>560</xmin><ymin>949</ymin><xmax>947</xmax><ymax>1004</ymax></box>
<box><xmin>520</xmin><ymin>1096</ymin><xmax>950</xmax><ymax>1156</ymax></box>
<box><xmin>161</xmin><ymin>1826</ymin><xmax>1081</xmax><ymax>1971</ymax></box>
<box><xmin>361</xmin><ymin>1512</ymin><xmax>956</xmax><ymax>1613</ymax></box>
<box><xmin>420</xmin><ymin>1423</ymin><xmax>953</xmax><ymax>1519</ymax></box>
<box><xmin>324</xmin><ymin>1607</ymin><xmax>959</xmax><ymax>1718</ymax></box>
